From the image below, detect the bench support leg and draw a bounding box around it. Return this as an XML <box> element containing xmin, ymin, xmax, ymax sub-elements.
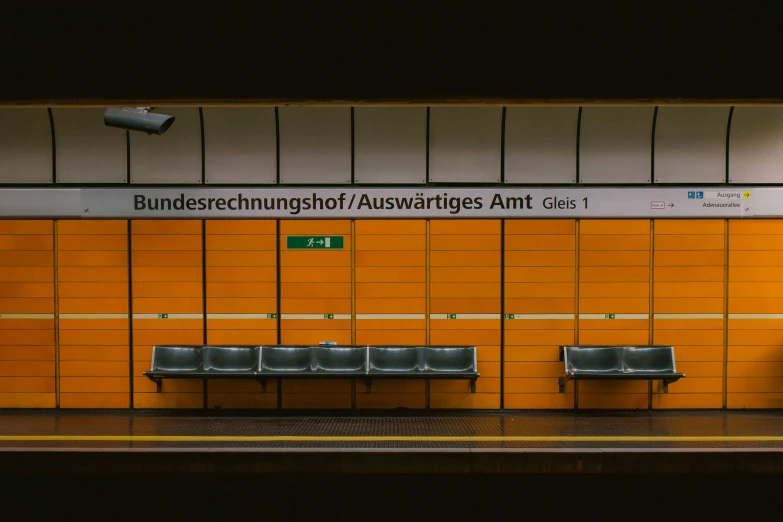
<box><xmin>662</xmin><ymin>380</ymin><xmax>670</xmax><ymax>394</ymax></box>
<box><xmin>558</xmin><ymin>377</ymin><xmax>566</xmax><ymax>393</ymax></box>
<box><xmin>351</xmin><ymin>379</ymin><xmax>356</xmax><ymax>409</ymax></box>
<box><xmin>260</xmin><ymin>379</ymin><xmax>267</xmax><ymax>393</ymax></box>
<box><xmin>648</xmin><ymin>380</ymin><xmax>653</xmax><ymax>410</ymax></box>
<box><xmin>277</xmin><ymin>379</ymin><xmax>283</xmax><ymax>410</ymax></box>
<box><xmin>202</xmin><ymin>378</ymin><xmax>208</xmax><ymax>409</ymax></box>
<box><xmin>425</xmin><ymin>379</ymin><xmax>431</xmax><ymax>409</ymax></box>
<box><xmin>470</xmin><ymin>379</ymin><xmax>476</xmax><ymax>394</ymax></box>
<box><xmin>365</xmin><ymin>379</ymin><xmax>372</xmax><ymax>393</ymax></box>
<box><xmin>149</xmin><ymin>378</ymin><xmax>162</xmax><ymax>393</ymax></box>
<box><xmin>574</xmin><ymin>381</ymin><xmax>579</xmax><ymax>410</ymax></box>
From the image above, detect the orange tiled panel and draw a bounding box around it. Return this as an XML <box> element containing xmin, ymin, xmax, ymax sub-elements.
<box><xmin>205</xmin><ymin>220</ymin><xmax>277</xmax><ymax>408</ymax></box>
<box><xmin>0</xmin><ymin>220</ymin><xmax>55</xmax><ymax>408</ymax></box>
<box><xmin>652</xmin><ymin>220</ymin><xmax>724</xmax><ymax>409</ymax></box>
<box><xmin>429</xmin><ymin>220</ymin><xmax>500</xmax><ymax>409</ymax></box>
<box><xmin>131</xmin><ymin>220</ymin><xmax>204</xmax><ymax>409</ymax></box>
<box><xmin>727</xmin><ymin>220</ymin><xmax>783</xmax><ymax>409</ymax></box>
<box><xmin>58</xmin><ymin>220</ymin><xmax>130</xmax><ymax>408</ymax></box>
<box><xmin>504</xmin><ymin>220</ymin><xmax>576</xmax><ymax>409</ymax></box>
<box><xmin>355</xmin><ymin>220</ymin><xmax>426</xmax><ymax>408</ymax></box>
<box><xmin>280</xmin><ymin>220</ymin><xmax>351</xmax><ymax>408</ymax></box>
<box><xmin>578</xmin><ymin>220</ymin><xmax>651</xmax><ymax>409</ymax></box>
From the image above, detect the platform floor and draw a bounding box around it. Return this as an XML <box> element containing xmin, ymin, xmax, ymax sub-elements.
<box><xmin>1</xmin><ymin>409</ymin><xmax>783</xmax><ymax>448</ymax></box>
<box><xmin>4</xmin><ymin>410</ymin><xmax>783</xmax><ymax>521</ymax></box>
<box><xmin>2</xmin><ymin>410</ymin><xmax>783</xmax><ymax>475</ymax></box>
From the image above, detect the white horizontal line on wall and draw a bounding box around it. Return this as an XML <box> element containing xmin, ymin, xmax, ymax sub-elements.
<box><xmin>728</xmin><ymin>314</ymin><xmax>783</xmax><ymax>320</ymax></box>
<box><xmin>654</xmin><ymin>314</ymin><xmax>724</xmax><ymax>320</ymax></box>
<box><xmin>579</xmin><ymin>314</ymin><xmax>649</xmax><ymax>320</ymax></box>
<box><xmin>355</xmin><ymin>314</ymin><xmax>426</xmax><ymax>320</ymax></box>
<box><xmin>0</xmin><ymin>313</ymin><xmax>54</xmax><ymax>319</ymax></box>
<box><xmin>132</xmin><ymin>313</ymin><xmax>203</xmax><ymax>320</ymax></box>
<box><xmin>206</xmin><ymin>314</ymin><xmax>275</xmax><ymax>320</ymax></box>
<box><xmin>430</xmin><ymin>314</ymin><xmax>500</xmax><ymax>320</ymax></box>
<box><xmin>504</xmin><ymin>314</ymin><xmax>575</xmax><ymax>320</ymax></box>
<box><xmin>59</xmin><ymin>313</ymin><xmax>129</xmax><ymax>319</ymax></box>
<box><xmin>281</xmin><ymin>314</ymin><xmax>352</xmax><ymax>320</ymax></box>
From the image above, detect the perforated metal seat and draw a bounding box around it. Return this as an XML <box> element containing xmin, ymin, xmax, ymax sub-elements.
<box><xmin>368</xmin><ymin>346</ymin><xmax>420</xmax><ymax>374</ymax></box>
<box><xmin>259</xmin><ymin>346</ymin><xmax>311</xmax><ymax>373</ymax></box>
<box><xmin>147</xmin><ymin>346</ymin><xmax>203</xmax><ymax>373</ymax></box>
<box><xmin>311</xmin><ymin>346</ymin><xmax>367</xmax><ymax>374</ymax></box>
<box><xmin>203</xmin><ymin>346</ymin><xmax>259</xmax><ymax>374</ymax></box>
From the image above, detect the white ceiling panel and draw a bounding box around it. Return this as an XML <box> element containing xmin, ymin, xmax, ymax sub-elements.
<box><xmin>0</xmin><ymin>109</ymin><xmax>53</xmax><ymax>184</ymax></box>
<box><xmin>354</xmin><ymin>107</ymin><xmax>426</xmax><ymax>184</ymax></box>
<box><xmin>429</xmin><ymin>107</ymin><xmax>502</xmax><ymax>183</ymax></box>
<box><xmin>278</xmin><ymin>107</ymin><xmax>351</xmax><ymax>184</ymax></box>
<box><xmin>729</xmin><ymin>107</ymin><xmax>783</xmax><ymax>184</ymax></box>
<box><xmin>654</xmin><ymin>107</ymin><xmax>729</xmax><ymax>184</ymax></box>
<box><xmin>52</xmin><ymin>108</ymin><xmax>127</xmax><ymax>183</ymax></box>
<box><xmin>579</xmin><ymin>107</ymin><xmax>655</xmax><ymax>184</ymax></box>
<box><xmin>504</xmin><ymin>107</ymin><xmax>578</xmax><ymax>184</ymax></box>
<box><xmin>203</xmin><ymin>107</ymin><xmax>276</xmax><ymax>184</ymax></box>
<box><xmin>130</xmin><ymin>107</ymin><xmax>202</xmax><ymax>184</ymax></box>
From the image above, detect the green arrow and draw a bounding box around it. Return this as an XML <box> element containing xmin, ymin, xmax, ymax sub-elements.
<box><xmin>447</xmin><ymin>314</ymin><xmax>457</xmax><ymax>319</ymax></box>
<box><xmin>505</xmin><ymin>314</ymin><xmax>515</xmax><ymax>320</ymax></box>
<box><xmin>324</xmin><ymin>314</ymin><xmax>334</xmax><ymax>319</ymax></box>
<box><xmin>157</xmin><ymin>313</ymin><xmax>168</xmax><ymax>319</ymax></box>
<box><xmin>267</xmin><ymin>313</ymin><xmax>277</xmax><ymax>319</ymax></box>
<box><xmin>605</xmin><ymin>314</ymin><xmax>615</xmax><ymax>319</ymax></box>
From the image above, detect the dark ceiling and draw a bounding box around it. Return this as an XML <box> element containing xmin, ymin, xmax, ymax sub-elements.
<box><xmin>2</xmin><ymin>1</ymin><xmax>782</xmax><ymax>104</ymax></box>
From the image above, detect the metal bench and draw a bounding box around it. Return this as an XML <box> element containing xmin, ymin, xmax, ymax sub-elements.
<box><xmin>558</xmin><ymin>345</ymin><xmax>685</xmax><ymax>409</ymax></box>
<box><xmin>143</xmin><ymin>344</ymin><xmax>479</xmax><ymax>409</ymax></box>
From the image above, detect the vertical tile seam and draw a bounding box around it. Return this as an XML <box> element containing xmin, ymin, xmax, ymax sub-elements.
<box><xmin>725</xmin><ymin>107</ymin><xmax>734</xmax><ymax>184</ymax></box>
<box><xmin>722</xmin><ymin>219</ymin><xmax>729</xmax><ymax>408</ymax></box>
<box><xmin>575</xmin><ymin>107</ymin><xmax>583</xmax><ymax>185</ymax></box>
<box><xmin>500</xmin><ymin>219</ymin><xmax>505</xmax><ymax>409</ymax></box>
<box><xmin>650</xmin><ymin>106</ymin><xmax>658</xmax><ymax>184</ymax></box>
<box><xmin>275</xmin><ymin>220</ymin><xmax>282</xmax><ymax>344</ymax></box>
<box><xmin>127</xmin><ymin>220</ymin><xmax>134</xmax><ymax>408</ymax></box>
<box><xmin>425</xmin><ymin>220</ymin><xmax>430</xmax><ymax>344</ymax></box>
<box><xmin>351</xmin><ymin>220</ymin><xmax>356</xmax><ymax>345</ymax></box>
<box><xmin>574</xmin><ymin>220</ymin><xmax>580</xmax><ymax>345</ymax></box>
<box><xmin>425</xmin><ymin>108</ymin><xmax>430</xmax><ymax>186</ymax></box>
<box><xmin>53</xmin><ymin>220</ymin><xmax>60</xmax><ymax>408</ymax></box>
<box><xmin>47</xmin><ymin>108</ymin><xmax>56</xmax><ymax>184</ymax></box>
<box><xmin>350</xmin><ymin>107</ymin><xmax>355</xmax><ymax>185</ymax></box>
<box><xmin>649</xmin><ymin>220</ymin><xmax>655</xmax><ymax>345</ymax></box>
<box><xmin>199</xmin><ymin>107</ymin><xmax>206</xmax><ymax>184</ymax></box>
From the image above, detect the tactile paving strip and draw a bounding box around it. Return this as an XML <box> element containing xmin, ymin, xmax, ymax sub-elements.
<box><xmin>0</xmin><ymin>410</ymin><xmax>782</xmax><ymax>449</ymax></box>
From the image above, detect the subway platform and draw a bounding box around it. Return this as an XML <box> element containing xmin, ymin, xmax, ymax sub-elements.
<box><xmin>1</xmin><ymin>410</ymin><xmax>783</xmax><ymax>474</ymax></box>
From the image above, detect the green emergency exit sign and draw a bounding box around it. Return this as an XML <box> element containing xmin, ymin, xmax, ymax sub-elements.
<box><xmin>286</xmin><ymin>236</ymin><xmax>344</xmax><ymax>249</ymax></box>
<box><xmin>605</xmin><ymin>314</ymin><xmax>616</xmax><ymax>319</ymax></box>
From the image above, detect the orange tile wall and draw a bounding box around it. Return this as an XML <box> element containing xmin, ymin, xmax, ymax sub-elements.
<box><xmin>279</xmin><ymin>220</ymin><xmax>352</xmax><ymax>408</ymax></box>
<box><xmin>578</xmin><ymin>220</ymin><xmax>651</xmax><ymax>409</ymax></box>
<box><xmin>132</xmin><ymin>220</ymin><xmax>204</xmax><ymax>408</ymax></box>
<box><xmin>728</xmin><ymin>220</ymin><xmax>783</xmax><ymax>408</ymax></box>
<box><xmin>205</xmin><ymin>220</ymin><xmax>278</xmax><ymax>408</ymax></box>
<box><xmin>504</xmin><ymin>220</ymin><xmax>576</xmax><ymax>409</ymax></box>
<box><xmin>652</xmin><ymin>220</ymin><xmax>724</xmax><ymax>409</ymax></box>
<box><xmin>355</xmin><ymin>220</ymin><xmax>426</xmax><ymax>408</ymax></box>
<box><xmin>0</xmin><ymin>221</ymin><xmax>55</xmax><ymax>408</ymax></box>
<box><xmin>58</xmin><ymin>220</ymin><xmax>129</xmax><ymax>408</ymax></box>
<box><xmin>429</xmin><ymin>220</ymin><xmax>500</xmax><ymax>409</ymax></box>
<box><xmin>0</xmin><ymin>217</ymin><xmax>781</xmax><ymax>411</ymax></box>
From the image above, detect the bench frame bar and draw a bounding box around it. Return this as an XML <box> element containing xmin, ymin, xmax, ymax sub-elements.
<box><xmin>144</xmin><ymin>374</ymin><xmax>477</xmax><ymax>410</ymax></box>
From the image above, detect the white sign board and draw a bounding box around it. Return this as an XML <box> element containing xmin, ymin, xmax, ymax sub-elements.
<box><xmin>0</xmin><ymin>187</ymin><xmax>777</xmax><ymax>219</ymax></box>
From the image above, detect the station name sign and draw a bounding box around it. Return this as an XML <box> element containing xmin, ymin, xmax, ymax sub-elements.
<box><xmin>0</xmin><ymin>187</ymin><xmax>779</xmax><ymax>219</ymax></box>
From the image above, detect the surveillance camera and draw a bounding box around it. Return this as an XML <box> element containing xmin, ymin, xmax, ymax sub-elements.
<box><xmin>104</xmin><ymin>107</ymin><xmax>175</xmax><ymax>135</ymax></box>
